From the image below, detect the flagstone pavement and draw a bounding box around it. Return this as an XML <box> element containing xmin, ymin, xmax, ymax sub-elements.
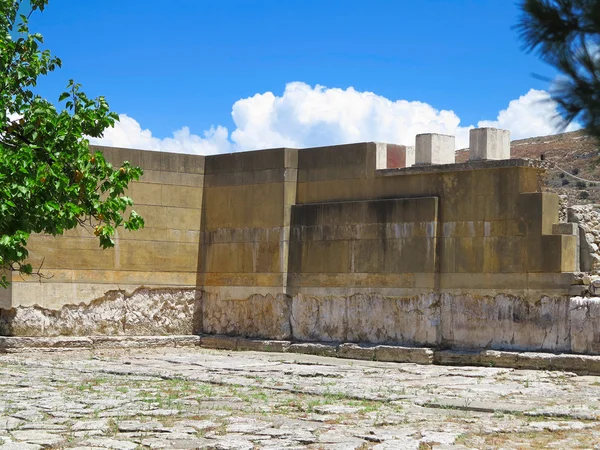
<box><xmin>1</xmin><ymin>346</ymin><xmax>600</xmax><ymax>449</ymax></box>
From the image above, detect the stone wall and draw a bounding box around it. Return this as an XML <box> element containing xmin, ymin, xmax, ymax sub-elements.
<box><xmin>200</xmin><ymin>290</ymin><xmax>600</xmax><ymax>355</ymax></box>
<box><xmin>0</xmin><ymin>129</ymin><xmax>589</xmax><ymax>354</ymax></box>
<box><xmin>0</xmin><ymin>147</ymin><xmax>204</xmax><ymax>310</ymax></box>
<box><xmin>1</xmin><ymin>287</ymin><xmax>201</xmax><ymax>336</ymax></box>
<box><xmin>7</xmin><ymin>286</ymin><xmax>598</xmax><ymax>356</ymax></box>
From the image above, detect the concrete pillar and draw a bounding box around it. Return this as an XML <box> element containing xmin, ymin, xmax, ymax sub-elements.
<box><xmin>415</xmin><ymin>133</ymin><xmax>455</xmax><ymax>165</ymax></box>
<box><xmin>469</xmin><ymin>128</ymin><xmax>510</xmax><ymax>161</ymax></box>
<box><xmin>375</xmin><ymin>142</ymin><xmax>387</xmax><ymax>170</ymax></box>
<box><xmin>405</xmin><ymin>146</ymin><xmax>415</xmax><ymax>167</ymax></box>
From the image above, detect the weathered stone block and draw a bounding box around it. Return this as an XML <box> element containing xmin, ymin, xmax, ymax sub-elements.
<box><xmin>345</xmin><ymin>293</ymin><xmax>440</xmax><ymax>346</ymax></box>
<box><xmin>202</xmin><ymin>293</ymin><xmax>291</xmax><ymax>340</ymax></box>
<box><xmin>440</xmin><ymin>293</ymin><xmax>571</xmax><ymax>353</ymax></box>
<box><xmin>236</xmin><ymin>338</ymin><xmax>290</xmax><ymax>353</ymax></box>
<box><xmin>287</xmin><ymin>342</ymin><xmax>338</xmax><ymax>357</ymax></box>
<box><xmin>570</xmin><ymin>297</ymin><xmax>600</xmax><ymax>354</ymax></box>
<box><xmin>469</xmin><ymin>128</ymin><xmax>510</xmax><ymax>161</ymax></box>
<box><xmin>415</xmin><ymin>133</ymin><xmax>455</xmax><ymax>165</ymax></box>
<box><xmin>552</xmin><ymin>223</ymin><xmax>578</xmax><ymax>235</ymax></box>
<box><xmin>374</xmin><ymin>345</ymin><xmax>434</xmax><ymax>364</ymax></box>
<box><xmin>338</xmin><ymin>343</ymin><xmax>375</xmax><ymax>360</ymax></box>
<box><xmin>200</xmin><ymin>334</ymin><xmax>238</xmax><ymax>350</ymax></box>
<box><xmin>518</xmin><ymin>192</ymin><xmax>559</xmax><ymax>236</ymax></box>
<box><xmin>1</xmin><ymin>288</ymin><xmax>201</xmax><ymax>337</ymax></box>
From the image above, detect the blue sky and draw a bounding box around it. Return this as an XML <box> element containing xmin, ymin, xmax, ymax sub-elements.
<box><xmin>30</xmin><ymin>0</ymin><xmax>572</xmax><ymax>153</ymax></box>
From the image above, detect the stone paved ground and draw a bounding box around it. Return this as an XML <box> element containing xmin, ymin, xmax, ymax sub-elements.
<box><xmin>1</xmin><ymin>347</ymin><xmax>600</xmax><ymax>449</ymax></box>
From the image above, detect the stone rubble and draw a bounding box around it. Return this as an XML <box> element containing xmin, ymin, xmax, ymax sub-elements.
<box><xmin>0</xmin><ymin>346</ymin><xmax>600</xmax><ymax>449</ymax></box>
<box><xmin>568</xmin><ymin>203</ymin><xmax>600</xmax><ymax>273</ymax></box>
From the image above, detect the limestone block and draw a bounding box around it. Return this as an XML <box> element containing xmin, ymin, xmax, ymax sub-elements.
<box><xmin>415</xmin><ymin>133</ymin><xmax>455</xmax><ymax>165</ymax></box>
<box><xmin>440</xmin><ymin>293</ymin><xmax>571</xmax><ymax>353</ymax></box>
<box><xmin>290</xmin><ymin>295</ymin><xmax>347</xmax><ymax>342</ymax></box>
<box><xmin>287</xmin><ymin>342</ymin><xmax>338</xmax><ymax>357</ymax></box>
<box><xmin>200</xmin><ymin>334</ymin><xmax>238</xmax><ymax>350</ymax></box>
<box><xmin>0</xmin><ymin>336</ymin><xmax>93</xmax><ymax>350</ymax></box>
<box><xmin>469</xmin><ymin>128</ymin><xmax>510</xmax><ymax>161</ymax></box>
<box><xmin>406</xmin><ymin>145</ymin><xmax>415</xmax><ymax>167</ymax></box>
<box><xmin>375</xmin><ymin>142</ymin><xmax>387</xmax><ymax>170</ymax></box>
<box><xmin>518</xmin><ymin>192</ymin><xmax>560</xmax><ymax>236</ymax></box>
<box><xmin>0</xmin><ymin>288</ymin><xmax>201</xmax><ymax>337</ymax></box>
<box><xmin>201</xmin><ymin>293</ymin><xmax>291</xmax><ymax>340</ymax></box>
<box><xmin>513</xmin><ymin>352</ymin><xmax>595</xmax><ymax>373</ymax></box>
<box><xmin>236</xmin><ymin>338</ymin><xmax>290</xmax><ymax>353</ymax></box>
<box><xmin>552</xmin><ymin>223</ymin><xmax>578</xmax><ymax>235</ymax></box>
<box><xmin>344</xmin><ymin>293</ymin><xmax>440</xmax><ymax>346</ymax></box>
<box><xmin>90</xmin><ymin>335</ymin><xmax>201</xmax><ymax>348</ymax></box>
<box><xmin>374</xmin><ymin>345</ymin><xmax>434</xmax><ymax>364</ymax></box>
<box><xmin>338</xmin><ymin>343</ymin><xmax>375</xmax><ymax>360</ymax></box>
<box><xmin>570</xmin><ymin>297</ymin><xmax>600</xmax><ymax>354</ymax></box>
<box><xmin>434</xmin><ymin>349</ymin><xmax>519</xmax><ymax>368</ymax></box>
<box><xmin>290</xmin><ymin>293</ymin><xmax>440</xmax><ymax>346</ymax></box>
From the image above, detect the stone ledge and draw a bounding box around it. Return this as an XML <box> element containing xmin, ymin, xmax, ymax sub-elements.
<box><xmin>3</xmin><ymin>335</ymin><xmax>600</xmax><ymax>375</ymax></box>
<box><xmin>378</xmin><ymin>157</ymin><xmax>543</xmax><ymax>177</ymax></box>
<box><xmin>0</xmin><ymin>335</ymin><xmax>201</xmax><ymax>352</ymax></box>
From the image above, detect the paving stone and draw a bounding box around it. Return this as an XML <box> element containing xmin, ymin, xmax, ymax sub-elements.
<box><xmin>202</xmin><ymin>438</ymin><xmax>254</xmax><ymax>449</ymax></box>
<box><xmin>0</xmin><ymin>443</ymin><xmax>42</xmax><ymax>450</ymax></box>
<box><xmin>117</xmin><ymin>420</ymin><xmax>166</xmax><ymax>432</ymax></box>
<box><xmin>313</xmin><ymin>405</ymin><xmax>361</xmax><ymax>414</ymax></box>
<box><xmin>85</xmin><ymin>437</ymin><xmax>139</xmax><ymax>449</ymax></box>
<box><xmin>10</xmin><ymin>410</ymin><xmax>45</xmax><ymax>422</ymax></box>
<box><xmin>71</xmin><ymin>419</ymin><xmax>111</xmax><ymax>432</ymax></box>
<box><xmin>373</xmin><ymin>438</ymin><xmax>421</xmax><ymax>449</ymax></box>
<box><xmin>0</xmin><ymin>417</ymin><xmax>23</xmax><ymax>431</ymax></box>
<box><xmin>68</xmin><ymin>447</ymin><xmax>106</xmax><ymax>450</ymax></box>
<box><xmin>9</xmin><ymin>430</ymin><xmax>62</xmax><ymax>446</ymax></box>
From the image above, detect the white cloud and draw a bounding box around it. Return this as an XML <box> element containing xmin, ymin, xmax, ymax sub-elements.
<box><xmin>231</xmin><ymin>82</ymin><xmax>469</xmax><ymax>148</ymax></box>
<box><xmin>477</xmin><ymin>88</ymin><xmax>580</xmax><ymax>139</ymax></box>
<box><xmin>90</xmin><ymin>114</ymin><xmax>232</xmax><ymax>155</ymax></box>
<box><xmin>92</xmin><ymin>83</ymin><xmax>580</xmax><ymax>154</ymax></box>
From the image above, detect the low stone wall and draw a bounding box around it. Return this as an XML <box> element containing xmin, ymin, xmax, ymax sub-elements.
<box><xmin>202</xmin><ymin>291</ymin><xmax>600</xmax><ymax>355</ymax></box>
<box><xmin>2</xmin><ymin>287</ymin><xmax>600</xmax><ymax>355</ymax></box>
<box><xmin>0</xmin><ymin>288</ymin><xmax>201</xmax><ymax>336</ymax></box>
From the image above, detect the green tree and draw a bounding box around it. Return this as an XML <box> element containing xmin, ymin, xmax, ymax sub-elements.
<box><xmin>0</xmin><ymin>0</ymin><xmax>144</xmax><ymax>287</ymax></box>
<box><xmin>516</xmin><ymin>0</ymin><xmax>600</xmax><ymax>138</ymax></box>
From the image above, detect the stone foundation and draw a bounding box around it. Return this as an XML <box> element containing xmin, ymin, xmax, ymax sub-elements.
<box><xmin>5</xmin><ymin>287</ymin><xmax>599</xmax><ymax>356</ymax></box>
<box><xmin>0</xmin><ymin>287</ymin><xmax>201</xmax><ymax>336</ymax></box>
<box><xmin>201</xmin><ymin>290</ymin><xmax>600</xmax><ymax>355</ymax></box>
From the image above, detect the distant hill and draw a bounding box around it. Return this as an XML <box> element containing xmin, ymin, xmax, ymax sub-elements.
<box><xmin>456</xmin><ymin>130</ymin><xmax>600</xmax><ymax>205</ymax></box>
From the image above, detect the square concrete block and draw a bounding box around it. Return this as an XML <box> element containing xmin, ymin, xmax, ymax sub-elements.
<box><xmin>552</xmin><ymin>222</ymin><xmax>578</xmax><ymax>236</ymax></box>
<box><xmin>469</xmin><ymin>128</ymin><xmax>510</xmax><ymax>161</ymax></box>
<box><xmin>415</xmin><ymin>133</ymin><xmax>455</xmax><ymax>165</ymax></box>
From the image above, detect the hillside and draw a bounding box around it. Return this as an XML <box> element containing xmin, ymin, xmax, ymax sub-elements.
<box><xmin>456</xmin><ymin>130</ymin><xmax>600</xmax><ymax>205</ymax></box>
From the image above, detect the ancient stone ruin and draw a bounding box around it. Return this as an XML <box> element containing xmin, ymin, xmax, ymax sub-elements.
<box><xmin>1</xmin><ymin>127</ymin><xmax>599</xmax><ymax>356</ymax></box>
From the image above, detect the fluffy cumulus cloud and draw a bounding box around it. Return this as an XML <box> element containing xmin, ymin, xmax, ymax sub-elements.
<box><xmin>91</xmin><ymin>82</ymin><xmax>580</xmax><ymax>154</ymax></box>
<box><xmin>477</xmin><ymin>89</ymin><xmax>580</xmax><ymax>140</ymax></box>
<box><xmin>91</xmin><ymin>114</ymin><xmax>232</xmax><ymax>155</ymax></box>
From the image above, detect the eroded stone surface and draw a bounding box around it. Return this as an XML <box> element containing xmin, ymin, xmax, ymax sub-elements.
<box><xmin>1</xmin><ymin>347</ymin><xmax>600</xmax><ymax>448</ymax></box>
<box><xmin>5</xmin><ymin>287</ymin><xmax>600</xmax><ymax>356</ymax></box>
<box><xmin>0</xmin><ymin>288</ymin><xmax>201</xmax><ymax>336</ymax></box>
<box><xmin>202</xmin><ymin>293</ymin><xmax>291</xmax><ymax>340</ymax></box>
<box><xmin>290</xmin><ymin>293</ymin><xmax>439</xmax><ymax>345</ymax></box>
